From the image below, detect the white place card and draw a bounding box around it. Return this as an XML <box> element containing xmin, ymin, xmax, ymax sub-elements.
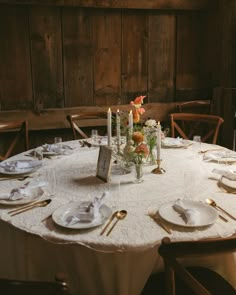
<box><xmin>96</xmin><ymin>146</ymin><xmax>112</xmax><ymax>182</ymax></box>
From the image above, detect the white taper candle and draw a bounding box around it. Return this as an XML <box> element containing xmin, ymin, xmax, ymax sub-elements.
<box><xmin>107</xmin><ymin>108</ymin><xmax>112</xmax><ymax>147</ymax></box>
<box><xmin>156</xmin><ymin>121</ymin><xmax>161</xmax><ymax>161</ymax></box>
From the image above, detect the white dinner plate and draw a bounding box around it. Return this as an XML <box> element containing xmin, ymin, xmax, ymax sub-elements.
<box><xmin>0</xmin><ymin>187</ymin><xmax>44</xmax><ymax>205</ymax></box>
<box><xmin>86</xmin><ymin>136</ymin><xmax>108</xmax><ymax>147</ymax></box>
<box><xmin>86</xmin><ymin>136</ymin><xmax>126</xmax><ymax>147</ymax></box>
<box><xmin>219</xmin><ymin>176</ymin><xmax>236</xmax><ymax>190</ymax></box>
<box><xmin>0</xmin><ymin>160</ymin><xmax>42</xmax><ymax>175</ymax></box>
<box><xmin>52</xmin><ymin>202</ymin><xmax>112</xmax><ymax>229</ymax></box>
<box><xmin>161</xmin><ymin>138</ymin><xmax>192</xmax><ymax>148</ymax></box>
<box><xmin>203</xmin><ymin>151</ymin><xmax>236</xmax><ymax>163</ymax></box>
<box><xmin>159</xmin><ymin>200</ymin><xmax>218</xmax><ymax>228</ymax></box>
<box><xmin>41</xmin><ymin>144</ymin><xmax>73</xmax><ymax>156</ymax></box>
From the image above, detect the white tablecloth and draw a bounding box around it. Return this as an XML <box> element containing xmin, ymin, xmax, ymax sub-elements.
<box><xmin>0</xmin><ymin>140</ymin><xmax>235</xmax><ymax>294</ymax></box>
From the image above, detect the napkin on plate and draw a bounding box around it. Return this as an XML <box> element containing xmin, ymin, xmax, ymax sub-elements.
<box><xmin>66</xmin><ymin>191</ymin><xmax>109</xmax><ymax>225</ymax></box>
<box><xmin>162</xmin><ymin>137</ymin><xmax>184</xmax><ymax>147</ymax></box>
<box><xmin>0</xmin><ymin>180</ymin><xmax>48</xmax><ymax>200</ymax></box>
<box><xmin>173</xmin><ymin>199</ymin><xmax>200</xmax><ymax>226</ymax></box>
<box><xmin>212</xmin><ymin>168</ymin><xmax>236</xmax><ymax>181</ymax></box>
<box><xmin>41</xmin><ymin>144</ymin><xmax>72</xmax><ymax>155</ymax></box>
<box><xmin>0</xmin><ymin>160</ymin><xmax>42</xmax><ymax>172</ymax></box>
<box><xmin>203</xmin><ymin>151</ymin><xmax>236</xmax><ymax>162</ymax></box>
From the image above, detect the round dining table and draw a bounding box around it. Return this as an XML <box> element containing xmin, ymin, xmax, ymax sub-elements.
<box><xmin>0</xmin><ymin>139</ymin><xmax>235</xmax><ymax>295</ymax></box>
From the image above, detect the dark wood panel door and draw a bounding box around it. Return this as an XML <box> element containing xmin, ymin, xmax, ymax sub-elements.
<box><xmin>93</xmin><ymin>9</ymin><xmax>121</xmax><ymax>106</ymax></box>
<box><xmin>29</xmin><ymin>6</ymin><xmax>63</xmax><ymax>110</ymax></box>
<box><xmin>0</xmin><ymin>5</ymin><xmax>32</xmax><ymax>110</ymax></box>
<box><xmin>148</xmin><ymin>12</ymin><xmax>176</xmax><ymax>102</ymax></box>
<box><xmin>121</xmin><ymin>11</ymin><xmax>148</xmax><ymax>104</ymax></box>
<box><xmin>63</xmin><ymin>7</ymin><xmax>93</xmax><ymax>107</ymax></box>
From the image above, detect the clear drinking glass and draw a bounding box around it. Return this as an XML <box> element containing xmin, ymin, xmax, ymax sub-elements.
<box><xmin>193</xmin><ymin>135</ymin><xmax>201</xmax><ymax>154</ymax></box>
<box><xmin>54</xmin><ymin>137</ymin><xmax>62</xmax><ymax>144</ymax></box>
<box><xmin>91</xmin><ymin>129</ymin><xmax>98</xmax><ymax>144</ymax></box>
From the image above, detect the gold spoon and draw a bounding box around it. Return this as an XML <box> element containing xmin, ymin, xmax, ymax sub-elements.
<box><xmin>100</xmin><ymin>211</ymin><xmax>119</xmax><ymax>235</ymax></box>
<box><xmin>206</xmin><ymin>198</ymin><xmax>236</xmax><ymax>221</ymax></box>
<box><xmin>106</xmin><ymin>210</ymin><xmax>127</xmax><ymax>236</ymax></box>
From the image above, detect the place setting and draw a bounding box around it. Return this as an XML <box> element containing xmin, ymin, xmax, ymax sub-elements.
<box><xmin>203</xmin><ymin>150</ymin><xmax>236</xmax><ymax>164</ymax></box>
<box><xmin>0</xmin><ymin>159</ymin><xmax>42</xmax><ymax>179</ymax></box>
<box><xmin>161</xmin><ymin>137</ymin><xmax>192</xmax><ymax>149</ymax></box>
<box><xmin>211</xmin><ymin>167</ymin><xmax>236</xmax><ymax>194</ymax></box>
<box><xmin>0</xmin><ymin>179</ymin><xmax>48</xmax><ymax>207</ymax></box>
<box><xmin>51</xmin><ymin>191</ymin><xmax>112</xmax><ymax>230</ymax></box>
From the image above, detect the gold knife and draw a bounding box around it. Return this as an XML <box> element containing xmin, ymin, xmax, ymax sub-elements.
<box><xmin>148</xmin><ymin>212</ymin><xmax>172</xmax><ymax>235</ymax></box>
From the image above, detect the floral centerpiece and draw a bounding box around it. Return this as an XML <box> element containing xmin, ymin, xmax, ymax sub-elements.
<box><xmin>123</xmin><ymin>131</ymin><xmax>148</xmax><ymax>183</ymax></box>
<box><xmin>143</xmin><ymin>119</ymin><xmax>158</xmax><ymax>165</ymax></box>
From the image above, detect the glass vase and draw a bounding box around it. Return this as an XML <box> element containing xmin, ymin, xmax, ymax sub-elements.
<box><xmin>146</xmin><ymin>147</ymin><xmax>156</xmax><ymax>165</ymax></box>
<box><xmin>134</xmin><ymin>163</ymin><xmax>143</xmax><ymax>183</ymax></box>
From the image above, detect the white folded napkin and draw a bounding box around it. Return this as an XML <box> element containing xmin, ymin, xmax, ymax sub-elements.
<box><xmin>212</xmin><ymin>168</ymin><xmax>236</xmax><ymax>181</ymax></box>
<box><xmin>203</xmin><ymin>151</ymin><xmax>236</xmax><ymax>162</ymax></box>
<box><xmin>42</xmin><ymin>144</ymin><xmax>72</xmax><ymax>155</ymax></box>
<box><xmin>66</xmin><ymin>191</ymin><xmax>109</xmax><ymax>225</ymax></box>
<box><xmin>162</xmin><ymin>137</ymin><xmax>183</xmax><ymax>146</ymax></box>
<box><xmin>0</xmin><ymin>160</ymin><xmax>42</xmax><ymax>172</ymax></box>
<box><xmin>173</xmin><ymin>199</ymin><xmax>200</xmax><ymax>225</ymax></box>
<box><xmin>0</xmin><ymin>180</ymin><xmax>48</xmax><ymax>200</ymax></box>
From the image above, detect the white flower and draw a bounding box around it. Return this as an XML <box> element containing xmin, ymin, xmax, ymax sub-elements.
<box><xmin>145</xmin><ymin>119</ymin><xmax>157</xmax><ymax>128</ymax></box>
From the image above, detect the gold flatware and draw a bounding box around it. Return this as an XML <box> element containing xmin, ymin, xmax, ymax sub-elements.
<box><xmin>0</xmin><ymin>175</ymin><xmax>31</xmax><ymax>181</ymax></box>
<box><xmin>148</xmin><ymin>212</ymin><xmax>172</xmax><ymax>234</ymax></box>
<box><xmin>106</xmin><ymin>210</ymin><xmax>127</xmax><ymax>236</ymax></box>
<box><xmin>218</xmin><ymin>214</ymin><xmax>228</xmax><ymax>222</ymax></box>
<box><xmin>199</xmin><ymin>148</ymin><xmax>224</xmax><ymax>154</ymax></box>
<box><xmin>206</xmin><ymin>198</ymin><xmax>236</xmax><ymax>221</ymax></box>
<box><xmin>100</xmin><ymin>211</ymin><xmax>118</xmax><ymax>235</ymax></box>
<box><xmin>8</xmin><ymin>198</ymin><xmax>43</xmax><ymax>214</ymax></box>
<box><xmin>10</xmin><ymin>199</ymin><xmax>51</xmax><ymax>216</ymax></box>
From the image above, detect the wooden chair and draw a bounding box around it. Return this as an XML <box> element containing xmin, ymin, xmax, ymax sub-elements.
<box><xmin>175</xmin><ymin>100</ymin><xmax>212</xmax><ymax>114</ymax></box>
<box><xmin>142</xmin><ymin>236</ymin><xmax>236</xmax><ymax>295</ymax></box>
<box><xmin>169</xmin><ymin>113</ymin><xmax>224</xmax><ymax>144</ymax></box>
<box><xmin>66</xmin><ymin>112</ymin><xmax>108</xmax><ymax>140</ymax></box>
<box><xmin>0</xmin><ymin>273</ymin><xmax>71</xmax><ymax>295</ymax></box>
<box><xmin>0</xmin><ymin>120</ymin><xmax>29</xmax><ymax>161</ymax></box>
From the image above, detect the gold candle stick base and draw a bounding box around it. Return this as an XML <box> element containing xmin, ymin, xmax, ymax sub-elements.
<box><xmin>152</xmin><ymin>160</ymin><xmax>166</xmax><ymax>174</ymax></box>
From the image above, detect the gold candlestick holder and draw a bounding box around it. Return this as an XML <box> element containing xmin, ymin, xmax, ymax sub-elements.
<box><xmin>152</xmin><ymin>159</ymin><xmax>166</xmax><ymax>174</ymax></box>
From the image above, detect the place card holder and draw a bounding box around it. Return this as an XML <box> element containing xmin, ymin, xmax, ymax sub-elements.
<box><xmin>96</xmin><ymin>146</ymin><xmax>113</xmax><ymax>182</ymax></box>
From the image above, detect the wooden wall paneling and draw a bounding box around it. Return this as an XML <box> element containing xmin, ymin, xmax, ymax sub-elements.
<box><xmin>148</xmin><ymin>12</ymin><xmax>176</xmax><ymax>102</ymax></box>
<box><xmin>221</xmin><ymin>89</ymin><xmax>235</xmax><ymax>149</ymax></box>
<box><xmin>203</xmin><ymin>8</ymin><xmax>221</xmax><ymax>91</ymax></box>
<box><xmin>0</xmin><ymin>0</ymin><xmax>214</xmax><ymax>10</ymax></box>
<box><xmin>175</xmin><ymin>12</ymin><xmax>210</xmax><ymax>101</ymax></box>
<box><xmin>62</xmin><ymin>7</ymin><xmax>93</xmax><ymax>107</ymax></box>
<box><xmin>0</xmin><ymin>5</ymin><xmax>32</xmax><ymax>110</ymax></box>
<box><xmin>29</xmin><ymin>6</ymin><xmax>63</xmax><ymax>111</ymax></box>
<box><xmin>121</xmin><ymin>10</ymin><xmax>148</xmax><ymax>103</ymax></box>
<box><xmin>93</xmin><ymin>9</ymin><xmax>121</xmax><ymax>106</ymax></box>
<box><xmin>219</xmin><ymin>0</ymin><xmax>236</xmax><ymax>88</ymax></box>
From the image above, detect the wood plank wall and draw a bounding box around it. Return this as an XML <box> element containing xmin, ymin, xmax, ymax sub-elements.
<box><xmin>1</xmin><ymin>0</ymin><xmax>235</xmax><ymax>151</ymax></box>
<box><xmin>0</xmin><ymin>3</ymin><xmax>219</xmax><ymax>113</ymax></box>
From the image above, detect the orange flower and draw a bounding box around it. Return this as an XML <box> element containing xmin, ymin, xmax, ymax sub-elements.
<box><xmin>132</xmin><ymin>131</ymin><xmax>144</xmax><ymax>144</ymax></box>
<box><xmin>135</xmin><ymin>143</ymin><xmax>149</xmax><ymax>158</ymax></box>
<box><xmin>133</xmin><ymin>109</ymin><xmax>140</xmax><ymax>123</ymax></box>
<box><xmin>130</xmin><ymin>95</ymin><xmax>146</xmax><ymax>108</ymax></box>
<box><xmin>130</xmin><ymin>95</ymin><xmax>146</xmax><ymax>123</ymax></box>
